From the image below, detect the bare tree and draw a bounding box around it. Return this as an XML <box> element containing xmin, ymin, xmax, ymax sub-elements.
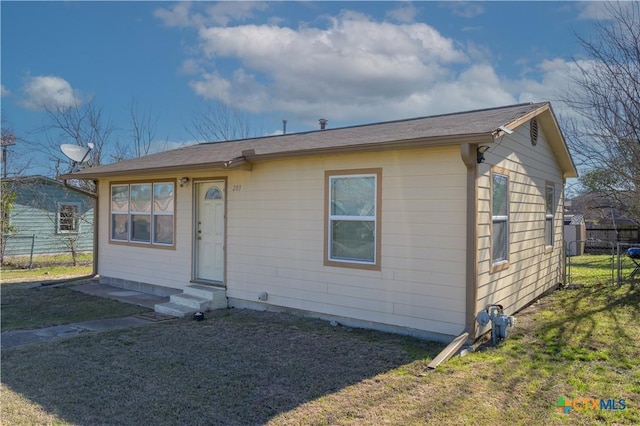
<box><xmin>36</xmin><ymin>99</ymin><xmax>114</xmax><ymax>192</ymax></box>
<box><xmin>1</xmin><ymin>118</ymin><xmax>31</xmax><ymax>178</ymax></box>
<box><xmin>113</xmin><ymin>99</ymin><xmax>158</xmax><ymax>161</ymax></box>
<box><xmin>129</xmin><ymin>99</ymin><xmax>157</xmax><ymax>157</ymax></box>
<box><xmin>188</xmin><ymin>101</ymin><xmax>254</xmax><ymax>142</ymax></box>
<box><xmin>562</xmin><ymin>2</ymin><xmax>640</xmax><ymax>224</ymax></box>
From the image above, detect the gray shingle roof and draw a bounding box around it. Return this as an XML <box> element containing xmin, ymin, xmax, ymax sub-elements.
<box><xmin>62</xmin><ymin>102</ymin><xmax>571</xmax><ymax>179</ymax></box>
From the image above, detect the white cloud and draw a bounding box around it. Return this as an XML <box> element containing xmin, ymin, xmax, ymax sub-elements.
<box><xmin>1</xmin><ymin>85</ymin><xmax>10</xmax><ymax>97</ymax></box>
<box><xmin>188</xmin><ymin>11</ymin><xmax>472</xmax><ymax>121</ymax></box>
<box><xmin>180</xmin><ymin>58</ymin><xmax>202</xmax><ymax>75</ymax></box>
<box><xmin>155</xmin><ymin>1</ymin><xmax>267</xmax><ymax>28</ymax></box>
<box><xmin>154</xmin><ymin>2</ymin><xmax>200</xmax><ymax>28</ymax></box>
<box><xmin>21</xmin><ymin>75</ymin><xmax>82</xmax><ymax>111</ymax></box>
<box><xmin>386</xmin><ymin>2</ymin><xmax>419</xmax><ymax>23</ymax></box>
<box><xmin>204</xmin><ymin>1</ymin><xmax>268</xmax><ymax>26</ymax></box>
<box><xmin>161</xmin><ymin>4</ymin><xmax>583</xmax><ymax>125</ymax></box>
<box><xmin>444</xmin><ymin>2</ymin><xmax>485</xmax><ymax>19</ymax></box>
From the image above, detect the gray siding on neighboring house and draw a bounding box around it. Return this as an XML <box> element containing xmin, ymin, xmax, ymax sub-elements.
<box><xmin>4</xmin><ymin>178</ymin><xmax>94</xmax><ymax>257</ymax></box>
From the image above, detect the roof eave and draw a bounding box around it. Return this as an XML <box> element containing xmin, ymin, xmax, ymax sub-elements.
<box><xmin>59</xmin><ymin>133</ymin><xmax>495</xmax><ymax>180</ymax></box>
<box><xmin>59</xmin><ymin>161</ymin><xmax>231</xmax><ymax>180</ymax></box>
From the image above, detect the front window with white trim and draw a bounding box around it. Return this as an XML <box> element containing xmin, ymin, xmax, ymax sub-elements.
<box><xmin>110</xmin><ymin>181</ymin><xmax>175</xmax><ymax>246</ymax></box>
<box><xmin>326</xmin><ymin>170</ymin><xmax>380</xmax><ymax>269</ymax></box>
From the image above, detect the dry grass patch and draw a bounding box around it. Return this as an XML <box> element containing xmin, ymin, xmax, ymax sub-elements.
<box><xmin>1</xmin><ymin>280</ymin><xmax>150</xmax><ymax>332</ymax></box>
<box><xmin>1</xmin><ymin>310</ymin><xmax>443</xmax><ymax>425</ymax></box>
<box><xmin>1</xmin><ymin>283</ymin><xmax>638</xmax><ymax>425</ymax></box>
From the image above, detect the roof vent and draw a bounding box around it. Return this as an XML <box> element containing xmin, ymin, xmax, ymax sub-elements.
<box><xmin>530</xmin><ymin>118</ymin><xmax>539</xmax><ymax>146</ymax></box>
<box><xmin>319</xmin><ymin>118</ymin><xmax>328</xmax><ymax>130</ymax></box>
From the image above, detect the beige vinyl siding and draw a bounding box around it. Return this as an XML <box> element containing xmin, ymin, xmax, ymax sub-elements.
<box><xmin>97</xmin><ymin>174</ymin><xmax>193</xmax><ymax>289</ymax></box>
<box><xmin>225</xmin><ymin>147</ymin><xmax>468</xmax><ymax>338</ymax></box>
<box><xmin>476</xmin><ymin>120</ymin><xmax>564</xmax><ymax>322</ymax></box>
<box><xmin>96</xmin><ymin>147</ymin><xmax>468</xmax><ymax>337</ymax></box>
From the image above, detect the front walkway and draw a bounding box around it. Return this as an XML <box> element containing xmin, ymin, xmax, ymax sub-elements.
<box><xmin>1</xmin><ymin>282</ymin><xmax>175</xmax><ymax>350</ymax></box>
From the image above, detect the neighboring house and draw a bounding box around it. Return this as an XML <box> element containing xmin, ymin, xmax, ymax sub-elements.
<box><xmin>566</xmin><ymin>192</ymin><xmax>638</xmax><ymax>226</ymax></box>
<box><xmin>2</xmin><ymin>176</ymin><xmax>94</xmax><ymax>258</ymax></box>
<box><xmin>61</xmin><ymin>102</ymin><xmax>577</xmax><ymax>342</ymax></box>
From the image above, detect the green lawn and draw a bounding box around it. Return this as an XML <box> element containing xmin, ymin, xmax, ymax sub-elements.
<box><xmin>1</xmin><ymin>253</ymin><xmax>93</xmax><ymax>283</ymax></box>
<box><xmin>567</xmin><ymin>253</ymin><xmax>638</xmax><ymax>286</ymax></box>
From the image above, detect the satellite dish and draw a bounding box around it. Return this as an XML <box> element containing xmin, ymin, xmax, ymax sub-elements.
<box><xmin>60</xmin><ymin>144</ymin><xmax>92</xmax><ymax>164</ymax></box>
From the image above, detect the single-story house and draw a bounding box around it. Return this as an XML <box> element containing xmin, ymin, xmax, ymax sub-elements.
<box><xmin>2</xmin><ymin>176</ymin><xmax>95</xmax><ymax>259</ymax></box>
<box><xmin>61</xmin><ymin>102</ymin><xmax>577</xmax><ymax>342</ymax></box>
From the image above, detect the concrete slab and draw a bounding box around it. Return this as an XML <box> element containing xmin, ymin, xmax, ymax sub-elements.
<box><xmin>74</xmin><ymin>316</ymin><xmax>151</xmax><ymax>332</ymax></box>
<box><xmin>1</xmin><ymin>316</ymin><xmax>160</xmax><ymax>350</ymax></box>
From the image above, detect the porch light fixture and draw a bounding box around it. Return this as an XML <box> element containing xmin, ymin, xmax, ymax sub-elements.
<box><xmin>477</xmin><ymin>145</ymin><xmax>490</xmax><ymax>164</ymax></box>
<box><xmin>179</xmin><ymin>177</ymin><xmax>190</xmax><ymax>187</ymax></box>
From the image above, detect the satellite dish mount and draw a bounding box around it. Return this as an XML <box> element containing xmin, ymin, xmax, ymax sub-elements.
<box><xmin>60</xmin><ymin>143</ymin><xmax>94</xmax><ymax>170</ymax></box>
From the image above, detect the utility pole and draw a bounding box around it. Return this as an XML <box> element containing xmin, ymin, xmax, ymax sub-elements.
<box><xmin>1</xmin><ymin>133</ymin><xmax>16</xmax><ymax>179</ymax></box>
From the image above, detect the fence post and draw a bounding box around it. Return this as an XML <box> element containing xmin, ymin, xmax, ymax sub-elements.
<box><xmin>562</xmin><ymin>240</ymin><xmax>567</xmax><ymax>284</ymax></box>
<box><xmin>28</xmin><ymin>234</ymin><xmax>35</xmax><ymax>270</ymax></box>
<box><xmin>609</xmin><ymin>241</ymin><xmax>615</xmax><ymax>286</ymax></box>
<box><xmin>566</xmin><ymin>240</ymin><xmax>574</xmax><ymax>285</ymax></box>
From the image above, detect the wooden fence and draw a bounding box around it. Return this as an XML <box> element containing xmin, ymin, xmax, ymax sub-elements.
<box><xmin>586</xmin><ymin>224</ymin><xmax>639</xmax><ymax>244</ymax></box>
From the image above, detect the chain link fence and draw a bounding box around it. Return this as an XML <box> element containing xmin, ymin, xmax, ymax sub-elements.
<box><xmin>565</xmin><ymin>239</ymin><xmax>640</xmax><ymax>286</ymax></box>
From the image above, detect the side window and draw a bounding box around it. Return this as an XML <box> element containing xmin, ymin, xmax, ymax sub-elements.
<box><xmin>325</xmin><ymin>169</ymin><xmax>381</xmax><ymax>270</ymax></box>
<box><xmin>491</xmin><ymin>169</ymin><xmax>510</xmax><ymax>272</ymax></box>
<box><xmin>545</xmin><ymin>184</ymin><xmax>554</xmax><ymax>248</ymax></box>
<box><xmin>58</xmin><ymin>203</ymin><xmax>80</xmax><ymax>233</ymax></box>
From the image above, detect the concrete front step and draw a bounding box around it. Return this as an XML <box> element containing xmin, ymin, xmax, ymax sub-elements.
<box><xmin>184</xmin><ymin>284</ymin><xmax>224</xmax><ymax>299</ymax></box>
<box><xmin>154</xmin><ymin>285</ymin><xmax>227</xmax><ymax>317</ymax></box>
<box><xmin>170</xmin><ymin>293</ymin><xmax>213</xmax><ymax>310</ymax></box>
<box><xmin>155</xmin><ymin>302</ymin><xmax>198</xmax><ymax>318</ymax></box>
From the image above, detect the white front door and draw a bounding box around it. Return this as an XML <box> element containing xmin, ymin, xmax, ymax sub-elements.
<box><xmin>195</xmin><ymin>181</ymin><xmax>225</xmax><ymax>283</ymax></box>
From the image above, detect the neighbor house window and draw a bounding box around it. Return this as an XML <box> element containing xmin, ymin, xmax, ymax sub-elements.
<box><xmin>491</xmin><ymin>169</ymin><xmax>509</xmax><ymax>271</ymax></box>
<box><xmin>57</xmin><ymin>203</ymin><xmax>80</xmax><ymax>233</ymax></box>
<box><xmin>545</xmin><ymin>184</ymin><xmax>554</xmax><ymax>248</ymax></box>
<box><xmin>110</xmin><ymin>181</ymin><xmax>175</xmax><ymax>246</ymax></box>
<box><xmin>325</xmin><ymin>169</ymin><xmax>381</xmax><ymax>270</ymax></box>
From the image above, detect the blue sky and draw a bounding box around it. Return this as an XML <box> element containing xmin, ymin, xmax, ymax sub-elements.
<box><xmin>0</xmin><ymin>1</ymin><xmax>615</xmax><ymax>176</ymax></box>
